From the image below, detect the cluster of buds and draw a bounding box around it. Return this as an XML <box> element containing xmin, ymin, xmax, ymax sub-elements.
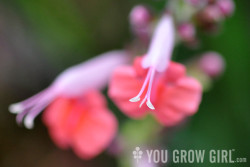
<box><xmin>195</xmin><ymin>0</ymin><xmax>235</xmax><ymax>31</ymax></box>
<box><xmin>173</xmin><ymin>0</ymin><xmax>235</xmax><ymax>45</ymax></box>
<box><xmin>129</xmin><ymin>1</ymin><xmax>235</xmax><ymax>47</ymax></box>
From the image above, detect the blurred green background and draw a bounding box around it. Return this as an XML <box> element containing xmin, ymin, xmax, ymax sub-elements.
<box><xmin>0</xmin><ymin>0</ymin><xmax>249</xmax><ymax>167</ymax></box>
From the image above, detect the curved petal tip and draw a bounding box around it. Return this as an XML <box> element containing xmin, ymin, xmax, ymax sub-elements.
<box><xmin>9</xmin><ymin>104</ymin><xmax>23</xmax><ymax>114</ymax></box>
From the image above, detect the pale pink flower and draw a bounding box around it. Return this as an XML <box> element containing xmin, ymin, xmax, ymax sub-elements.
<box><xmin>9</xmin><ymin>50</ymin><xmax>128</xmax><ymax>129</ymax></box>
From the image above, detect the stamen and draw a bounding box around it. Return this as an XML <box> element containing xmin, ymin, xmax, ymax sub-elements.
<box><xmin>129</xmin><ymin>68</ymin><xmax>152</xmax><ymax>102</ymax></box>
<box><xmin>145</xmin><ymin>68</ymin><xmax>156</xmax><ymax>110</ymax></box>
<box><xmin>129</xmin><ymin>67</ymin><xmax>156</xmax><ymax>110</ymax></box>
<box><xmin>139</xmin><ymin>96</ymin><xmax>147</xmax><ymax>108</ymax></box>
<box><xmin>146</xmin><ymin>100</ymin><xmax>155</xmax><ymax>110</ymax></box>
<box><xmin>129</xmin><ymin>96</ymin><xmax>140</xmax><ymax>102</ymax></box>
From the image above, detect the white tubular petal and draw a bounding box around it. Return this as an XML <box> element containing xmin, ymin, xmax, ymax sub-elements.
<box><xmin>24</xmin><ymin>116</ymin><xmax>34</xmax><ymax>129</ymax></box>
<box><xmin>142</xmin><ymin>14</ymin><xmax>175</xmax><ymax>72</ymax></box>
<box><xmin>146</xmin><ymin>100</ymin><xmax>155</xmax><ymax>110</ymax></box>
<box><xmin>52</xmin><ymin>50</ymin><xmax>129</xmax><ymax>97</ymax></box>
<box><xmin>129</xmin><ymin>96</ymin><xmax>140</xmax><ymax>102</ymax></box>
<box><xmin>9</xmin><ymin>104</ymin><xmax>24</xmax><ymax>114</ymax></box>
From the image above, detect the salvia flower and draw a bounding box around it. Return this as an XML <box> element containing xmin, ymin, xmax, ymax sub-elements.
<box><xmin>9</xmin><ymin>50</ymin><xmax>128</xmax><ymax>129</ymax></box>
<box><xmin>43</xmin><ymin>90</ymin><xmax>117</xmax><ymax>159</ymax></box>
<box><xmin>130</xmin><ymin>14</ymin><xmax>176</xmax><ymax>110</ymax></box>
<box><xmin>109</xmin><ymin>14</ymin><xmax>202</xmax><ymax>126</ymax></box>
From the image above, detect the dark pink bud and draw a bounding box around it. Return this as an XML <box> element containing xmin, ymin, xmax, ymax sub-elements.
<box><xmin>217</xmin><ymin>0</ymin><xmax>235</xmax><ymax>17</ymax></box>
<box><xmin>202</xmin><ymin>5</ymin><xmax>223</xmax><ymax>22</ymax></box>
<box><xmin>196</xmin><ymin>5</ymin><xmax>224</xmax><ymax>31</ymax></box>
<box><xmin>178</xmin><ymin>23</ymin><xmax>196</xmax><ymax>42</ymax></box>
<box><xmin>199</xmin><ymin>52</ymin><xmax>225</xmax><ymax>77</ymax></box>
<box><xmin>129</xmin><ymin>5</ymin><xmax>151</xmax><ymax>28</ymax></box>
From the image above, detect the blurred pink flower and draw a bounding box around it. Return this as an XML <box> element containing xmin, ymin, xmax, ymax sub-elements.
<box><xmin>130</xmin><ymin>5</ymin><xmax>151</xmax><ymax>28</ymax></box>
<box><xmin>109</xmin><ymin>57</ymin><xmax>202</xmax><ymax>126</ymax></box>
<box><xmin>9</xmin><ymin>50</ymin><xmax>128</xmax><ymax>129</ymax></box>
<box><xmin>178</xmin><ymin>23</ymin><xmax>196</xmax><ymax>43</ymax></box>
<box><xmin>217</xmin><ymin>0</ymin><xmax>235</xmax><ymax>17</ymax></box>
<box><xmin>43</xmin><ymin>90</ymin><xmax>117</xmax><ymax>159</ymax></box>
<box><xmin>199</xmin><ymin>52</ymin><xmax>225</xmax><ymax>77</ymax></box>
<box><xmin>129</xmin><ymin>5</ymin><xmax>152</xmax><ymax>43</ymax></box>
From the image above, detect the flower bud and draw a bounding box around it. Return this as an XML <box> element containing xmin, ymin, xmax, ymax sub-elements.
<box><xmin>202</xmin><ymin>5</ymin><xmax>223</xmax><ymax>22</ymax></box>
<box><xmin>178</xmin><ymin>23</ymin><xmax>196</xmax><ymax>42</ymax></box>
<box><xmin>196</xmin><ymin>5</ymin><xmax>223</xmax><ymax>32</ymax></box>
<box><xmin>129</xmin><ymin>5</ymin><xmax>151</xmax><ymax>28</ymax></box>
<box><xmin>199</xmin><ymin>52</ymin><xmax>225</xmax><ymax>77</ymax></box>
<box><xmin>217</xmin><ymin>0</ymin><xmax>235</xmax><ymax>17</ymax></box>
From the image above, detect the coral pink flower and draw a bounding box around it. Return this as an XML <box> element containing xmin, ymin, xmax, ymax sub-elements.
<box><xmin>43</xmin><ymin>90</ymin><xmax>117</xmax><ymax>159</ymax></box>
<box><xmin>9</xmin><ymin>50</ymin><xmax>128</xmax><ymax>129</ymax></box>
<box><xmin>108</xmin><ymin>14</ymin><xmax>202</xmax><ymax>126</ymax></box>
<box><xmin>109</xmin><ymin>57</ymin><xmax>202</xmax><ymax>126</ymax></box>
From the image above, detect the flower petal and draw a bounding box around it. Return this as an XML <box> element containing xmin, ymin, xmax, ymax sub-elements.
<box><xmin>72</xmin><ymin>108</ymin><xmax>117</xmax><ymax>159</ymax></box>
<box><xmin>164</xmin><ymin>77</ymin><xmax>202</xmax><ymax>115</ymax></box>
<box><xmin>164</xmin><ymin>61</ymin><xmax>186</xmax><ymax>82</ymax></box>
<box><xmin>153</xmin><ymin>106</ymin><xmax>185</xmax><ymax>126</ymax></box>
<box><xmin>108</xmin><ymin>66</ymin><xmax>148</xmax><ymax>118</ymax></box>
<box><xmin>133</xmin><ymin>56</ymin><xmax>147</xmax><ymax>76</ymax></box>
<box><xmin>43</xmin><ymin>97</ymin><xmax>74</xmax><ymax>148</ymax></box>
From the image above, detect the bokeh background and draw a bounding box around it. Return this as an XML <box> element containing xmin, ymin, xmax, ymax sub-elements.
<box><xmin>0</xmin><ymin>0</ymin><xmax>249</xmax><ymax>167</ymax></box>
